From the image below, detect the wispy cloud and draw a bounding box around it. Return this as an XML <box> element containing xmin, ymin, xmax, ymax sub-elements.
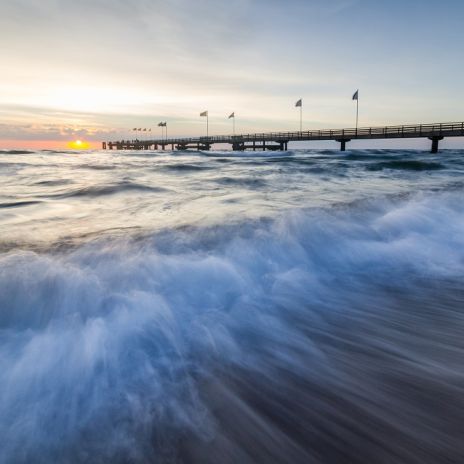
<box><xmin>0</xmin><ymin>123</ymin><xmax>117</xmax><ymax>141</ymax></box>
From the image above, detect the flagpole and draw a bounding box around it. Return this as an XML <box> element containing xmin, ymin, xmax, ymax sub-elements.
<box><xmin>356</xmin><ymin>97</ymin><xmax>359</xmax><ymax>131</ymax></box>
<box><xmin>165</xmin><ymin>123</ymin><xmax>168</xmax><ymax>142</ymax></box>
<box><xmin>300</xmin><ymin>105</ymin><xmax>302</xmax><ymax>132</ymax></box>
<box><xmin>233</xmin><ymin>116</ymin><xmax>235</xmax><ymax>136</ymax></box>
<box><xmin>295</xmin><ymin>99</ymin><xmax>302</xmax><ymax>132</ymax></box>
<box><xmin>200</xmin><ymin>111</ymin><xmax>209</xmax><ymax>138</ymax></box>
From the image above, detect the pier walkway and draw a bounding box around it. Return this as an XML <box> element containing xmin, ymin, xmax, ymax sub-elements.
<box><xmin>103</xmin><ymin>122</ymin><xmax>464</xmax><ymax>153</ymax></box>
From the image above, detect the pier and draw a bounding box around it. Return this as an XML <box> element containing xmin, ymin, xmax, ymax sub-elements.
<box><xmin>103</xmin><ymin>122</ymin><xmax>464</xmax><ymax>153</ymax></box>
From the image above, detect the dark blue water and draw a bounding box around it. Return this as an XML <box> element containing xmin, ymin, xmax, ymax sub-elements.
<box><xmin>1</xmin><ymin>149</ymin><xmax>464</xmax><ymax>463</ymax></box>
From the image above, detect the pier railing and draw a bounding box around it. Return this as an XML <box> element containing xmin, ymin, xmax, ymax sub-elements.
<box><xmin>159</xmin><ymin>122</ymin><xmax>464</xmax><ymax>144</ymax></box>
<box><xmin>105</xmin><ymin>121</ymin><xmax>464</xmax><ymax>153</ymax></box>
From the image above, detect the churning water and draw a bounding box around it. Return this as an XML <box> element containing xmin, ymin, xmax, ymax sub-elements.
<box><xmin>1</xmin><ymin>148</ymin><xmax>464</xmax><ymax>463</ymax></box>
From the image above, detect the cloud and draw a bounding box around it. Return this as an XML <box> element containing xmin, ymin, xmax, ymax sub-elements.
<box><xmin>0</xmin><ymin>122</ymin><xmax>117</xmax><ymax>141</ymax></box>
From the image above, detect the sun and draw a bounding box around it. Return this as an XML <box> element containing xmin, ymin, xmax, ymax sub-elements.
<box><xmin>68</xmin><ymin>139</ymin><xmax>90</xmax><ymax>150</ymax></box>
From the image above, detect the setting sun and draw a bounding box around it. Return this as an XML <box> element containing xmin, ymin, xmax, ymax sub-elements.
<box><xmin>68</xmin><ymin>139</ymin><xmax>89</xmax><ymax>150</ymax></box>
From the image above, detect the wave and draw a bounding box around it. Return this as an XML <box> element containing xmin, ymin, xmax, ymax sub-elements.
<box><xmin>214</xmin><ymin>176</ymin><xmax>268</xmax><ymax>188</ymax></box>
<box><xmin>160</xmin><ymin>163</ymin><xmax>215</xmax><ymax>172</ymax></box>
<box><xmin>0</xmin><ymin>200</ymin><xmax>42</xmax><ymax>209</ymax></box>
<box><xmin>34</xmin><ymin>179</ymin><xmax>74</xmax><ymax>187</ymax></box>
<box><xmin>0</xmin><ymin>150</ymin><xmax>35</xmax><ymax>155</ymax></box>
<box><xmin>342</xmin><ymin>149</ymin><xmax>407</xmax><ymax>160</ymax></box>
<box><xmin>49</xmin><ymin>182</ymin><xmax>167</xmax><ymax>199</ymax></box>
<box><xmin>0</xmin><ymin>190</ymin><xmax>464</xmax><ymax>463</ymax></box>
<box><xmin>78</xmin><ymin>164</ymin><xmax>117</xmax><ymax>171</ymax></box>
<box><xmin>42</xmin><ymin>150</ymin><xmax>87</xmax><ymax>155</ymax></box>
<box><xmin>0</xmin><ymin>162</ymin><xmax>32</xmax><ymax>168</ymax></box>
<box><xmin>202</xmin><ymin>150</ymin><xmax>295</xmax><ymax>158</ymax></box>
<box><xmin>367</xmin><ymin>160</ymin><xmax>445</xmax><ymax>171</ymax></box>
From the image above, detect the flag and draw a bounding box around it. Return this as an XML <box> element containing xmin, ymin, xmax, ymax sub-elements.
<box><xmin>295</xmin><ymin>99</ymin><xmax>302</xmax><ymax>107</ymax></box>
<box><xmin>200</xmin><ymin>111</ymin><xmax>208</xmax><ymax>117</ymax></box>
<box><xmin>143</xmin><ymin>128</ymin><xmax>147</xmax><ymax>131</ymax></box>
<box><xmin>352</xmin><ymin>90</ymin><xmax>359</xmax><ymax>100</ymax></box>
<box><xmin>133</xmin><ymin>128</ymin><xmax>137</xmax><ymax>131</ymax></box>
<box><xmin>228</xmin><ymin>112</ymin><xmax>235</xmax><ymax>119</ymax></box>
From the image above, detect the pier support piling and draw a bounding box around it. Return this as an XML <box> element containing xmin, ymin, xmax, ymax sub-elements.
<box><xmin>336</xmin><ymin>139</ymin><xmax>351</xmax><ymax>151</ymax></box>
<box><xmin>429</xmin><ymin>136</ymin><xmax>443</xmax><ymax>153</ymax></box>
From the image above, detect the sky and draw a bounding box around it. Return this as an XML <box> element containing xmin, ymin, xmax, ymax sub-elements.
<box><xmin>1</xmin><ymin>0</ymin><xmax>464</xmax><ymax>149</ymax></box>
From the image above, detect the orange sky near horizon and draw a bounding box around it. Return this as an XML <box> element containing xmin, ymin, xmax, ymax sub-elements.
<box><xmin>0</xmin><ymin>139</ymin><xmax>98</xmax><ymax>151</ymax></box>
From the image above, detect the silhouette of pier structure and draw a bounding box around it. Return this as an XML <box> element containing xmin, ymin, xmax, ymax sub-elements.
<box><xmin>103</xmin><ymin>122</ymin><xmax>464</xmax><ymax>153</ymax></box>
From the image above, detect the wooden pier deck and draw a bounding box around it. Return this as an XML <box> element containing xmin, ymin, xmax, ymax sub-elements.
<box><xmin>103</xmin><ymin>122</ymin><xmax>464</xmax><ymax>153</ymax></box>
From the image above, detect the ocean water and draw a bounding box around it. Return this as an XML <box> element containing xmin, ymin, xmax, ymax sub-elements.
<box><xmin>1</xmin><ymin>148</ymin><xmax>464</xmax><ymax>463</ymax></box>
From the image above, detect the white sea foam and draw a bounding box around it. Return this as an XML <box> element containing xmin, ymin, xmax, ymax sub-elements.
<box><xmin>1</xmin><ymin>189</ymin><xmax>464</xmax><ymax>463</ymax></box>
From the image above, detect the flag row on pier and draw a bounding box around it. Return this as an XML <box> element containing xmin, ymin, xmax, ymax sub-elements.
<box><xmin>128</xmin><ymin>91</ymin><xmax>359</xmax><ymax>139</ymax></box>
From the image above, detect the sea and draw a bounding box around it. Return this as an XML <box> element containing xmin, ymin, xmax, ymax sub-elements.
<box><xmin>1</xmin><ymin>148</ymin><xmax>463</xmax><ymax>463</ymax></box>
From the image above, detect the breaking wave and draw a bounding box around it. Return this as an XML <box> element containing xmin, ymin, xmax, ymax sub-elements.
<box><xmin>1</xmin><ymin>189</ymin><xmax>464</xmax><ymax>463</ymax></box>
